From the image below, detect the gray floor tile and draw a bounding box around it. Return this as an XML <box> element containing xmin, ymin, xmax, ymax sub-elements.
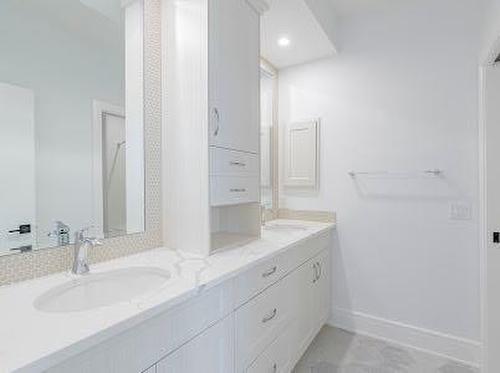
<box><xmin>293</xmin><ymin>326</ymin><xmax>479</xmax><ymax>373</ymax></box>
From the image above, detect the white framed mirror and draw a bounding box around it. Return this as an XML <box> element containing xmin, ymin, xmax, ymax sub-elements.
<box><xmin>0</xmin><ymin>0</ymin><xmax>146</xmax><ymax>256</ymax></box>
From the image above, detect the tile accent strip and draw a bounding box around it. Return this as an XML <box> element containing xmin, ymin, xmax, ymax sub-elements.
<box><xmin>277</xmin><ymin>209</ymin><xmax>336</xmax><ymax>223</ymax></box>
<box><xmin>0</xmin><ymin>0</ymin><xmax>163</xmax><ymax>287</ymax></box>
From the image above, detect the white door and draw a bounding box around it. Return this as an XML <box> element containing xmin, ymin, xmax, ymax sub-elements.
<box><xmin>209</xmin><ymin>0</ymin><xmax>260</xmax><ymax>154</ymax></box>
<box><xmin>485</xmin><ymin>62</ymin><xmax>500</xmax><ymax>373</ymax></box>
<box><xmin>156</xmin><ymin>315</ymin><xmax>234</xmax><ymax>373</ymax></box>
<box><xmin>102</xmin><ymin>113</ymin><xmax>127</xmax><ymax>238</ymax></box>
<box><xmin>0</xmin><ymin>82</ymin><xmax>36</xmax><ymax>253</ymax></box>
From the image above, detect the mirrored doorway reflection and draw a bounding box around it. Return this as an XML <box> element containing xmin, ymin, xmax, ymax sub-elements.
<box><xmin>102</xmin><ymin>111</ymin><xmax>127</xmax><ymax>238</ymax></box>
<box><xmin>260</xmin><ymin>61</ymin><xmax>277</xmax><ymax>215</ymax></box>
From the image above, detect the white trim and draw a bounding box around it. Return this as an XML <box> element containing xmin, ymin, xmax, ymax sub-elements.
<box><xmin>329</xmin><ymin>307</ymin><xmax>481</xmax><ymax>367</ymax></box>
<box><xmin>479</xmin><ymin>34</ymin><xmax>500</xmax><ymax>373</ymax></box>
<box><xmin>479</xmin><ymin>64</ymin><xmax>488</xmax><ymax>373</ymax></box>
<box><xmin>92</xmin><ymin>100</ymin><xmax>126</xmax><ymax>239</ymax></box>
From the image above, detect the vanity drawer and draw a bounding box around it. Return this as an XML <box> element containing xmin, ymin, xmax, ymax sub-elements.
<box><xmin>234</xmin><ymin>250</ymin><xmax>292</xmax><ymax>307</ymax></box>
<box><xmin>235</xmin><ymin>275</ymin><xmax>292</xmax><ymax>371</ymax></box>
<box><xmin>210</xmin><ymin>175</ymin><xmax>259</xmax><ymax>206</ymax></box>
<box><xmin>210</xmin><ymin>147</ymin><xmax>258</xmax><ymax>176</ymax></box>
<box><xmin>246</xmin><ymin>327</ymin><xmax>293</xmax><ymax>373</ymax></box>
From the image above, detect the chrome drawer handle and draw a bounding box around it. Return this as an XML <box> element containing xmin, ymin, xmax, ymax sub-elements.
<box><xmin>229</xmin><ymin>188</ymin><xmax>246</xmax><ymax>193</ymax></box>
<box><xmin>317</xmin><ymin>262</ymin><xmax>322</xmax><ymax>280</ymax></box>
<box><xmin>262</xmin><ymin>266</ymin><xmax>277</xmax><ymax>278</ymax></box>
<box><xmin>212</xmin><ymin>107</ymin><xmax>220</xmax><ymax>136</ymax></box>
<box><xmin>229</xmin><ymin>161</ymin><xmax>246</xmax><ymax>167</ymax></box>
<box><xmin>262</xmin><ymin>308</ymin><xmax>277</xmax><ymax>323</ymax></box>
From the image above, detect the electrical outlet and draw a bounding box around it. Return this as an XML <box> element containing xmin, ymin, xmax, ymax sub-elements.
<box><xmin>449</xmin><ymin>202</ymin><xmax>472</xmax><ymax>221</ymax></box>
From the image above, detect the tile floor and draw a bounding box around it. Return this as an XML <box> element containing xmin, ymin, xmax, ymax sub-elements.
<box><xmin>293</xmin><ymin>326</ymin><xmax>479</xmax><ymax>373</ymax></box>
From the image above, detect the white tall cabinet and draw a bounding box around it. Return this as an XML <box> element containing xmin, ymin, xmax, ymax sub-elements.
<box><xmin>163</xmin><ymin>0</ymin><xmax>263</xmax><ymax>256</ymax></box>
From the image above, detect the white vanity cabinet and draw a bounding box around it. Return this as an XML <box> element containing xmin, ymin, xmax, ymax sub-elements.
<box><xmin>46</xmin><ymin>229</ymin><xmax>332</xmax><ymax>373</ymax></box>
<box><xmin>163</xmin><ymin>0</ymin><xmax>262</xmax><ymax>256</ymax></box>
<box><xmin>239</xmin><ymin>248</ymin><xmax>331</xmax><ymax>373</ymax></box>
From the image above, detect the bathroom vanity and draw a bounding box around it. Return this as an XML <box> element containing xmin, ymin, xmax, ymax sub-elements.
<box><xmin>0</xmin><ymin>221</ymin><xmax>333</xmax><ymax>373</ymax></box>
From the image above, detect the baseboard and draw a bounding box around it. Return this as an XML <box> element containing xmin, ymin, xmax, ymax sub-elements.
<box><xmin>328</xmin><ymin>307</ymin><xmax>481</xmax><ymax>367</ymax></box>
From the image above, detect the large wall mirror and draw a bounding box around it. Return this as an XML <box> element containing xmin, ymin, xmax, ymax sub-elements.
<box><xmin>0</xmin><ymin>0</ymin><xmax>145</xmax><ymax>256</ymax></box>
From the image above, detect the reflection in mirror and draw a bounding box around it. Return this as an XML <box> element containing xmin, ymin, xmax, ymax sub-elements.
<box><xmin>260</xmin><ymin>62</ymin><xmax>277</xmax><ymax>213</ymax></box>
<box><xmin>0</xmin><ymin>0</ymin><xmax>145</xmax><ymax>256</ymax></box>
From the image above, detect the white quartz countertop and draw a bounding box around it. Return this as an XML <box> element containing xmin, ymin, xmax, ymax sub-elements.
<box><xmin>0</xmin><ymin>220</ymin><xmax>334</xmax><ymax>373</ymax></box>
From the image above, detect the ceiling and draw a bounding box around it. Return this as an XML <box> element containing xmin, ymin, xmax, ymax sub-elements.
<box><xmin>328</xmin><ymin>0</ymin><xmax>402</xmax><ymax>17</ymax></box>
<box><xmin>25</xmin><ymin>0</ymin><xmax>124</xmax><ymax>51</ymax></box>
<box><xmin>260</xmin><ymin>0</ymin><xmax>337</xmax><ymax>69</ymax></box>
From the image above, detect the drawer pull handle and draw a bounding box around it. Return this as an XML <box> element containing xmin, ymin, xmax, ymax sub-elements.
<box><xmin>317</xmin><ymin>262</ymin><xmax>322</xmax><ymax>280</ymax></box>
<box><xmin>262</xmin><ymin>308</ymin><xmax>277</xmax><ymax>323</ymax></box>
<box><xmin>313</xmin><ymin>262</ymin><xmax>318</xmax><ymax>283</ymax></box>
<box><xmin>230</xmin><ymin>161</ymin><xmax>246</xmax><ymax>167</ymax></box>
<box><xmin>212</xmin><ymin>107</ymin><xmax>220</xmax><ymax>136</ymax></box>
<box><xmin>272</xmin><ymin>363</ymin><xmax>277</xmax><ymax>372</ymax></box>
<box><xmin>262</xmin><ymin>266</ymin><xmax>277</xmax><ymax>278</ymax></box>
<box><xmin>230</xmin><ymin>188</ymin><xmax>246</xmax><ymax>193</ymax></box>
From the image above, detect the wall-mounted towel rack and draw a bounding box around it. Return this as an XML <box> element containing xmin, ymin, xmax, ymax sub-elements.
<box><xmin>348</xmin><ymin>169</ymin><xmax>443</xmax><ymax>178</ymax></box>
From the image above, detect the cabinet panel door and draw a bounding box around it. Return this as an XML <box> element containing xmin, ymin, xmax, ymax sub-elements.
<box><xmin>313</xmin><ymin>249</ymin><xmax>331</xmax><ymax>325</ymax></box>
<box><xmin>289</xmin><ymin>259</ymin><xmax>316</xmax><ymax>362</ymax></box>
<box><xmin>156</xmin><ymin>315</ymin><xmax>234</xmax><ymax>373</ymax></box>
<box><xmin>209</xmin><ymin>0</ymin><xmax>260</xmax><ymax>154</ymax></box>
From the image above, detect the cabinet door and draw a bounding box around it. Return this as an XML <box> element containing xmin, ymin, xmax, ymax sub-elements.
<box><xmin>208</xmin><ymin>0</ymin><xmax>260</xmax><ymax>154</ymax></box>
<box><xmin>312</xmin><ymin>249</ymin><xmax>331</xmax><ymax>325</ymax></box>
<box><xmin>156</xmin><ymin>315</ymin><xmax>234</xmax><ymax>373</ymax></box>
<box><xmin>289</xmin><ymin>249</ymin><xmax>331</xmax><ymax>366</ymax></box>
<box><xmin>289</xmin><ymin>259</ymin><xmax>316</xmax><ymax>360</ymax></box>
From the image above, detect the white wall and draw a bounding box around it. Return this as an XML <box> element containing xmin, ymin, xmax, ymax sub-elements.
<box><xmin>0</xmin><ymin>83</ymin><xmax>36</xmax><ymax>252</ymax></box>
<box><xmin>278</xmin><ymin>0</ymin><xmax>483</xmax><ymax>360</ymax></box>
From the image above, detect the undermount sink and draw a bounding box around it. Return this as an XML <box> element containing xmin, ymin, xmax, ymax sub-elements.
<box><xmin>34</xmin><ymin>267</ymin><xmax>171</xmax><ymax>313</ymax></box>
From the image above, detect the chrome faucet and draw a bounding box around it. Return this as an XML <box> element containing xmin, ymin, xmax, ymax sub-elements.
<box><xmin>72</xmin><ymin>228</ymin><xmax>103</xmax><ymax>275</ymax></box>
<box><xmin>48</xmin><ymin>220</ymin><xmax>70</xmax><ymax>246</ymax></box>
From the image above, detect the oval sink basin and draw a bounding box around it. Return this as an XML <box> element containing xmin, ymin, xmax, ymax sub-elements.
<box><xmin>34</xmin><ymin>267</ymin><xmax>171</xmax><ymax>313</ymax></box>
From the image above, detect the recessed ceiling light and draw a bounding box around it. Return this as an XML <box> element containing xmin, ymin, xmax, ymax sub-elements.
<box><xmin>277</xmin><ymin>36</ymin><xmax>291</xmax><ymax>48</ymax></box>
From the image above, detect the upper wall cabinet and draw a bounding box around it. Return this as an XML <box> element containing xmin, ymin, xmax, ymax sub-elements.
<box><xmin>163</xmin><ymin>0</ymin><xmax>262</xmax><ymax>256</ymax></box>
<box><xmin>209</xmin><ymin>0</ymin><xmax>260</xmax><ymax>154</ymax></box>
<box><xmin>284</xmin><ymin>119</ymin><xmax>320</xmax><ymax>188</ymax></box>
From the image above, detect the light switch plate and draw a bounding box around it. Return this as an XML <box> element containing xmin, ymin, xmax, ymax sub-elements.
<box><xmin>449</xmin><ymin>202</ymin><xmax>472</xmax><ymax>220</ymax></box>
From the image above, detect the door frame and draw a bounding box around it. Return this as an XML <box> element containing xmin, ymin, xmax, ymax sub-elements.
<box><xmin>91</xmin><ymin>100</ymin><xmax>126</xmax><ymax>239</ymax></box>
<box><xmin>479</xmin><ymin>35</ymin><xmax>500</xmax><ymax>373</ymax></box>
